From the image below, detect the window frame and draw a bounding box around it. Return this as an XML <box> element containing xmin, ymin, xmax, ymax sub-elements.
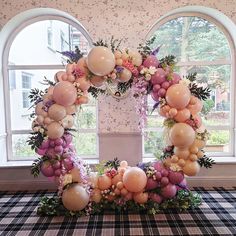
<box><xmin>144</xmin><ymin>12</ymin><xmax>236</xmax><ymax>160</ymax></box>
<box><xmin>2</xmin><ymin>14</ymin><xmax>97</xmax><ymax>163</ymax></box>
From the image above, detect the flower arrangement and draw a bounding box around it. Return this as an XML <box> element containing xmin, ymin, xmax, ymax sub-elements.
<box><xmin>28</xmin><ymin>36</ymin><xmax>214</xmax><ymax>216</ymax></box>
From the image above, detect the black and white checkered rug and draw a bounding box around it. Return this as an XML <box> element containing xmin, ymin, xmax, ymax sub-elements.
<box><xmin>0</xmin><ymin>187</ymin><xmax>235</xmax><ymax>236</ymax></box>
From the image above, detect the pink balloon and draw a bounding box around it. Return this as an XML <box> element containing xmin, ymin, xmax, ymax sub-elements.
<box><xmin>118</xmin><ymin>67</ymin><xmax>132</xmax><ymax>82</ymax></box>
<box><xmin>150</xmin><ymin>193</ymin><xmax>163</xmax><ymax>204</ymax></box>
<box><xmin>161</xmin><ymin>184</ymin><xmax>177</xmax><ymax>199</ymax></box>
<box><xmin>46</xmin><ymin>122</ymin><xmax>64</xmax><ymax>139</ymax></box>
<box><xmin>123</xmin><ymin>167</ymin><xmax>147</xmax><ymax>193</ymax></box>
<box><xmin>76</xmin><ymin>76</ymin><xmax>91</xmax><ymax>91</ymax></box>
<box><xmin>90</xmin><ymin>75</ymin><xmax>106</xmax><ymax>87</ymax></box>
<box><xmin>143</xmin><ymin>55</ymin><xmax>159</xmax><ymax>68</ymax></box>
<box><xmin>53</xmin><ymin>81</ymin><xmax>77</xmax><ymax>106</ymax></box>
<box><xmin>151</xmin><ymin>68</ymin><xmax>166</xmax><ymax>85</ymax></box>
<box><xmin>169</xmin><ymin>123</ymin><xmax>195</xmax><ymax>148</ymax></box>
<box><xmin>161</xmin><ymin>81</ymin><xmax>170</xmax><ymax>90</ymax></box>
<box><xmin>168</xmin><ymin>171</ymin><xmax>184</xmax><ymax>184</ymax></box>
<box><xmin>153</xmin><ymin>84</ymin><xmax>161</xmax><ymax>92</ymax></box>
<box><xmin>77</xmin><ymin>57</ymin><xmax>89</xmax><ymax>75</ymax></box>
<box><xmin>87</xmin><ymin>46</ymin><xmax>116</xmax><ymax>76</ymax></box>
<box><xmin>166</xmin><ymin>84</ymin><xmax>191</xmax><ymax>109</ymax></box>
<box><xmin>187</xmin><ymin>98</ymin><xmax>203</xmax><ymax>115</ymax></box>
<box><xmin>36</xmin><ymin>148</ymin><xmax>47</xmax><ymax>156</ymax></box>
<box><xmin>151</xmin><ymin>91</ymin><xmax>159</xmax><ymax>102</ymax></box>
<box><xmin>170</xmin><ymin>73</ymin><xmax>181</xmax><ymax>85</ymax></box>
<box><xmin>48</xmin><ymin>104</ymin><xmax>66</xmax><ymax>122</ymax></box>
<box><xmin>146</xmin><ymin>178</ymin><xmax>159</xmax><ymax>190</ymax></box>
<box><xmin>174</xmin><ymin>108</ymin><xmax>191</xmax><ymax>122</ymax></box>
<box><xmin>157</xmin><ymin>88</ymin><xmax>166</xmax><ymax>97</ymax></box>
<box><xmin>41</xmin><ymin>161</ymin><xmax>54</xmax><ymax>177</ymax></box>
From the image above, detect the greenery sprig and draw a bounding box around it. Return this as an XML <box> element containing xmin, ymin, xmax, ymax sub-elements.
<box><xmin>31</xmin><ymin>156</ymin><xmax>48</xmax><ymax>178</ymax></box>
<box><xmin>104</xmin><ymin>157</ymin><xmax>120</xmax><ymax>170</ymax></box>
<box><xmin>57</xmin><ymin>46</ymin><xmax>84</xmax><ymax>63</ymax></box>
<box><xmin>189</xmin><ymin>83</ymin><xmax>211</xmax><ymax>101</ymax></box>
<box><xmin>28</xmin><ymin>88</ymin><xmax>44</xmax><ymax>105</ymax></box>
<box><xmin>117</xmin><ymin>79</ymin><xmax>133</xmax><ymax>94</ymax></box>
<box><xmin>159</xmin><ymin>55</ymin><xmax>176</xmax><ymax>68</ymax></box>
<box><xmin>185</xmin><ymin>72</ymin><xmax>197</xmax><ymax>82</ymax></box>
<box><xmin>36</xmin><ymin>189</ymin><xmax>201</xmax><ymax>216</ymax></box>
<box><xmin>198</xmin><ymin>155</ymin><xmax>215</xmax><ymax>168</ymax></box>
<box><xmin>93</xmin><ymin>36</ymin><xmax>122</xmax><ymax>53</ymax></box>
<box><xmin>27</xmin><ymin>131</ymin><xmax>46</xmax><ymax>151</ymax></box>
<box><xmin>138</xmin><ymin>36</ymin><xmax>156</xmax><ymax>58</ymax></box>
<box><xmin>88</xmin><ymin>86</ymin><xmax>107</xmax><ymax>99</ymax></box>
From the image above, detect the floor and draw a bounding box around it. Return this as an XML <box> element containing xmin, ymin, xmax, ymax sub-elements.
<box><xmin>0</xmin><ymin>187</ymin><xmax>235</xmax><ymax>236</ymax></box>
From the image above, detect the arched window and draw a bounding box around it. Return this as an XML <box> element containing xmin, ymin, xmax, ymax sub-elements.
<box><xmin>143</xmin><ymin>13</ymin><xmax>235</xmax><ymax>161</ymax></box>
<box><xmin>1</xmin><ymin>10</ymin><xmax>98</xmax><ymax>163</ymax></box>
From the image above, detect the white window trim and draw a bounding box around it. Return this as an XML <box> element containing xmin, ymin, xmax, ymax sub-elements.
<box><xmin>1</xmin><ymin>10</ymin><xmax>98</xmax><ymax>165</ymax></box>
<box><xmin>144</xmin><ymin>11</ymin><xmax>236</xmax><ymax>160</ymax></box>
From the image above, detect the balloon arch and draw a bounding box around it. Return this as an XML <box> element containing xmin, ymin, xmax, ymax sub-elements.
<box><xmin>29</xmin><ymin>37</ymin><xmax>214</xmax><ymax>216</ymax></box>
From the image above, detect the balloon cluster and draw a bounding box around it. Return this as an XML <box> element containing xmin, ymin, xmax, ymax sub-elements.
<box><xmin>61</xmin><ymin>160</ymin><xmax>187</xmax><ymax>211</ymax></box>
<box><xmin>29</xmin><ymin>38</ymin><xmax>211</xmax><ymax>214</ymax></box>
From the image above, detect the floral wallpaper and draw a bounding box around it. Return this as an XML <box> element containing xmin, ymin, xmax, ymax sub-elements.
<box><xmin>0</xmin><ymin>0</ymin><xmax>236</xmax><ymax>132</ymax></box>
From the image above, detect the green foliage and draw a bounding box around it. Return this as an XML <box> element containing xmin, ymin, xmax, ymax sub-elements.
<box><xmin>201</xmin><ymin>99</ymin><xmax>215</xmax><ymax>116</ymax></box>
<box><xmin>198</xmin><ymin>155</ymin><xmax>216</xmax><ymax>169</ymax></box>
<box><xmin>159</xmin><ymin>55</ymin><xmax>176</xmax><ymax>68</ymax></box>
<box><xmin>93</xmin><ymin>36</ymin><xmax>122</xmax><ymax>52</ymax></box>
<box><xmin>27</xmin><ymin>131</ymin><xmax>46</xmax><ymax>151</ymax></box>
<box><xmin>37</xmin><ymin>189</ymin><xmax>202</xmax><ymax>216</ymax></box>
<box><xmin>88</xmin><ymin>86</ymin><xmax>107</xmax><ymax>99</ymax></box>
<box><xmin>117</xmin><ymin>79</ymin><xmax>133</xmax><ymax>94</ymax></box>
<box><xmin>189</xmin><ymin>83</ymin><xmax>211</xmax><ymax>101</ymax></box>
<box><xmin>31</xmin><ymin>157</ymin><xmax>45</xmax><ymax>177</ymax></box>
<box><xmin>104</xmin><ymin>158</ymin><xmax>120</xmax><ymax>170</ymax></box>
<box><xmin>185</xmin><ymin>72</ymin><xmax>197</xmax><ymax>82</ymax></box>
<box><xmin>137</xmin><ymin>36</ymin><xmax>156</xmax><ymax>58</ymax></box>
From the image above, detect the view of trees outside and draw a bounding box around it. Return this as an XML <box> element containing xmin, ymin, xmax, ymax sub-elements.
<box><xmin>8</xmin><ymin>20</ymin><xmax>97</xmax><ymax>161</ymax></box>
<box><xmin>144</xmin><ymin>16</ymin><xmax>232</xmax><ymax>157</ymax></box>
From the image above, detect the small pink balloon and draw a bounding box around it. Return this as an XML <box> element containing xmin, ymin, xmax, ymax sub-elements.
<box><xmin>36</xmin><ymin>148</ymin><xmax>47</xmax><ymax>156</ymax></box>
<box><xmin>66</xmin><ymin>63</ymin><xmax>76</xmax><ymax>74</ymax></box>
<box><xmin>166</xmin><ymin>84</ymin><xmax>191</xmax><ymax>109</ymax></box>
<box><xmin>151</xmin><ymin>91</ymin><xmax>159</xmax><ymax>102</ymax></box>
<box><xmin>151</xmin><ymin>68</ymin><xmax>166</xmax><ymax>85</ymax></box>
<box><xmin>90</xmin><ymin>75</ymin><xmax>106</xmax><ymax>87</ymax></box>
<box><xmin>161</xmin><ymin>81</ymin><xmax>170</xmax><ymax>90</ymax></box>
<box><xmin>143</xmin><ymin>55</ymin><xmax>159</xmax><ymax>68</ymax></box>
<box><xmin>187</xmin><ymin>98</ymin><xmax>203</xmax><ymax>115</ymax></box>
<box><xmin>170</xmin><ymin>73</ymin><xmax>181</xmax><ymax>85</ymax></box>
<box><xmin>76</xmin><ymin>76</ymin><xmax>91</xmax><ymax>91</ymax></box>
<box><xmin>146</xmin><ymin>178</ymin><xmax>159</xmax><ymax>190</ymax></box>
<box><xmin>168</xmin><ymin>171</ymin><xmax>184</xmax><ymax>184</ymax></box>
<box><xmin>174</xmin><ymin>108</ymin><xmax>191</xmax><ymax>122</ymax></box>
<box><xmin>153</xmin><ymin>84</ymin><xmax>161</xmax><ymax>92</ymax></box>
<box><xmin>119</xmin><ymin>67</ymin><xmax>132</xmax><ymax>82</ymax></box>
<box><xmin>52</xmin><ymin>81</ymin><xmax>77</xmax><ymax>107</ymax></box>
<box><xmin>161</xmin><ymin>184</ymin><xmax>177</xmax><ymax>199</ymax></box>
<box><xmin>157</xmin><ymin>88</ymin><xmax>166</xmax><ymax>97</ymax></box>
<box><xmin>149</xmin><ymin>193</ymin><xmax>163</xmax><ymax>204</ymax></box>
<box><xmin>54</xmin><ymin>71</ymin><xmax>66</xmax><ymax>82</ymax></box>
<box><xmin>41</xmin><ymin>161</ymin><xmax>54</xmax><ymax>177</ymax></box>
<box><xmin>160</xmin><ymin>177</ymin><xmax>169</xmax><ymax>187</ymax></box>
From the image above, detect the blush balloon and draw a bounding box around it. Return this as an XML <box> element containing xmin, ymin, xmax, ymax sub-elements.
<box><xmin>166</xmin><ymin>84</ymin><xmax>191</xmax><ymax>109</ymax></box>
<box><xmin>161</xmin><ymin>184</ymin><xmax>177</xmax><ymax>199</ymax></box>
<box><xmin>143</xmin><ymin>55</ymin><xmax>159</xmax><ymax>68</ymax></box>
<box><xmin>183</xmin><ymin>160</ymin><xmax>200</xmax><ymax>176</ymax></box>
<box><xmin>123</xmin><ymin>167</ymin><xmax>147</xmax><ymax>193</ymax></box>
<box><xmin>151</xmin><ymin>68</ymin><xmax>166</xmax><ymax>85</ymax></box>
<box><xmin>53</xmin><ymin>81</ymin><xmax>77</xmax><ymax>106</ymax></box>
<box><xmin>169</xmin><ymin>123</ymin><xmax>195</xmax><ymax>148</ymax></box>
<box><xmin>48</xmin><ymin>104</ymin><xmax>67</xmax><ymax>121</ymax></box>
<box><xmin>87</xmin><ymin>46</ymin><xmax>116</xmax><ymax>76</ymax></box>
<box><xmin>174</xmin><ymin>108</ymin><xmax>191</xmax><ymax>122</ymax></box>
<box><xmin>46</xmin><ymin>122</ymin><xmax>64</xmax><ymax>139</ymax></box>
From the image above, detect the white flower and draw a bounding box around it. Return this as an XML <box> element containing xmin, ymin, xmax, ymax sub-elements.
<box><xmin>63</xmin><ymin>174</ymin><xmax>73</xmax><ymax>186</ymax></box>
<box><xmin>170</xmin><ymin>164</ymin><xmax>182</xmax><ymax>172</ymax></box>
<box><xmin>140</xmin><ymin>68</ymin><xmax>147</xmax><ymax>75</ymax></box>
<box><xmin>145</xmin><ymin>74</ymin><xmax>152</xmax><ymax>81</ymax></box>
<box><xmin>148</xmin><ymin>66</ymin><xmax>157</xmax><ymax>75</ymax></box>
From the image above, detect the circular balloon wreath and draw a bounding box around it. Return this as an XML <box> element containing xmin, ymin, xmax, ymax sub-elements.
<box><xmin>29</xmin><ymin>37</ymin><xmax>214</xmax><ymax>216</ymax></box>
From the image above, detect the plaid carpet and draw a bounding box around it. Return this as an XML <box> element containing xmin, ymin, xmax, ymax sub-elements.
<box><xmin>0</xmin><ymin>187</ymin><xmax>235</xmax><ymax>236</ymax></box>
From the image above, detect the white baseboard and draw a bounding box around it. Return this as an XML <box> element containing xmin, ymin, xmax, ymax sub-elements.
<box><xmin>0</xmin><ymin>177</ymin><xmax>235</xmax><ymax>191</ymax></box>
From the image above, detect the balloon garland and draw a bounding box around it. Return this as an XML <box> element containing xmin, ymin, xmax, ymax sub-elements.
<box><xmin>28</xmin><ymin>37</ymin><xmax>214</xmax><ymax>216</ymax></box>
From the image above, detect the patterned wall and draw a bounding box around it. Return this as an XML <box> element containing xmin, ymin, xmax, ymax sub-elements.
<box><xmin>0</xmin><ymin>0</ymin><xmax>236</xmax><ymax>132</ymax></box>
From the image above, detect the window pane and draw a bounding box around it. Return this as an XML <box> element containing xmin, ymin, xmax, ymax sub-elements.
<box><xmin>152</xmin><ymin>16</ymin><xmax>231</xmax><ymax>62</ymax></box>
<box><xmin>9</xmin><ymin>69</ymin><xmax>58</xmax><ymax>130</ymax></box>
<box><xmin>12</xmin><ymin>134</ymin><xmax>35</xmax><ymax>159</ymax></box>
<box><xmin>9</xmin><ymin>20</ymin><xmax>90</xmax><ymax>65</ymax></box>
<box><xmin>144</xmin><ymin>131</ymin><xmax>165</xmax><ymax>156</ymax></box>
<box><xmin>206</xmin><ymin>130</ymin><xmax>230</xmax><ymax>153</ymax></box>
<box><xmin>76</xmin><ymin>106</ymin><xmax>97</xmax><ymax>129</ymax></box>
<box><xmin>73</xmin><ymin>133</ymin><xmax>97</xmax><ymax>156</ymax></box>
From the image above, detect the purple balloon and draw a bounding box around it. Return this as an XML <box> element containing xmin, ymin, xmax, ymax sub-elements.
<box><xmin>169</xmin><ymin>171</ymin><xmax>184</xmax><ymax>185</ymax></box>
<box><xmin>54</xmin><ymin>138</ymin><xmax>63</xmax><ymax>146</ymax></box>
<box><xmin>146</xmin><ymin>178</ymin><xmax>159</xmax><ymax>190</ymax></box>
<box><xmin>170</xmin><ymin>73</ymin><xmax>181</xmax><ymax>85</ymax></box>
<box><xmin>157</xmin><ymin>88</ymin><xmax>166</xmax><ymax>97</ymax></box>
<box><xmin>151</xmin><ymin>91</ymin><xmax>159</xmax><ymax>102</ymax></box>
<box><xmin>143</xmin><ymin>55</ymin><xmax>159</xmax><ymax>68</ymax></box>
<box><xmin>160</xmin><ymin>177</ymin><xmax>169</xmax><ymax>187</ymax></box>
<box><xmin>155</xmin><ymin>171</ymin><xmax>162</xmax><ymax>181</ymax></box>
<box><xmin>40</xmin><ymin>140</ymin><xmax>50</xmax><ymax>149</ymax></box>
<box><xmin>151</xmin><ymin>68</ymin><xmax>166</xmax><ymax>85</ymax></box>
<box><xmin>149</xmin><ymin>193</ymin><xmax>163</xmax><ymax>204</ymax></box>
<box><xmin>161</xmin><ymin>81</ymin><xmax>170</xmax><ymax>90</ymax></box>
<box><xmin>54</xmin><ymin>145</ymin><xmax>63</xmax><ymax>154</ymax></box>
<box><xmin>36</xmin><ymin>148</ymin><xmax>46</xmax><ymax>156</ymax></box>
<box><xmin>153</xmin><ymin>84</ymin><xmax>161</xmax><ymax>92</ymax></box>
<box><xmin>49</xmin><ymin>140</ymin><xmax>55</xmax><ymax>148</ymax></box>
<box><xmin>52</xmin><ymin>160</ymin><xmax>61</xmax><ymax>170</ymax></box>
<box><xmin>41</xmin><ymin>161</ymin><xmax>54</xmax><ymax>177</ymax></box>
<box><xmin>54</xmin><ymin>169</ymin><xmax>62</xmax><ymax>177</ymax></box>
<box><xmin>161</xmin><ymin>184</ymin><xmax>177</xmax><ymax>199</ymax></box>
